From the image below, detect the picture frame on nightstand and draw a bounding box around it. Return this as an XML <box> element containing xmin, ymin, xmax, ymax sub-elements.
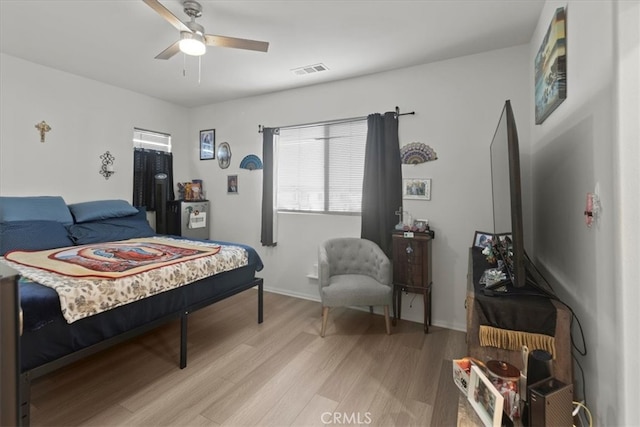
<box><xmin>473</xmin><ymin>231</ymin><xmax>493</xmax><ymax>249</ymax></box>
<box><xmin>468</xmin><ymin>365</ymin><xmax>504</xmax><ymax>427</ymax></box>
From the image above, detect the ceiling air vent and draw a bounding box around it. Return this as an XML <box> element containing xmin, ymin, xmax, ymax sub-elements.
<box><xmin>291</xmin><ymin>63</ymin><xmax>329</xmax><ymax>76</ymax></box>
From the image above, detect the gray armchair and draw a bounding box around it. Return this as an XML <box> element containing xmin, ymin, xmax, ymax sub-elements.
<box><xmin>318</xmin><ymin>237</ymin><xmax>392</xmax><ymax>337</ymax></box>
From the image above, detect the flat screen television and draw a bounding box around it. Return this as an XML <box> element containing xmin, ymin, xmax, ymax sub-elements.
<box><xmin>489</xmin><ymin>100</ymin><xmax>526</xmax><ymax>288</ymax></box>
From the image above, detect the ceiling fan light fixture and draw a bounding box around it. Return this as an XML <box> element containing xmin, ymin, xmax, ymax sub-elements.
<box><xmin>179</xmin><ymin>31</ymin><xmax>206</xmax><ymax>56</ymax></box>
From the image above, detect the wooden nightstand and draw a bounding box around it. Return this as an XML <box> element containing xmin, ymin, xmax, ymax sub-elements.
<box><xmin>391</xmin><ymin>230</ymin><xmax>433</xmax><ymax>333</ymax></box>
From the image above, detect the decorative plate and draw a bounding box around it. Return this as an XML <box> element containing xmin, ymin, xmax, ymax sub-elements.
<box><xmin>400</xmin><ymin>142</ymin><xmax>438</xmax><ymax>164</ymax></box>
<box><xmin>239</xmin><ymin>154</ymin><xmax>263</xmax><ymax>171</ymax></box>
<box><xmin>217</xmin><ymin>142</ymin><xmax>231</xmax><ymax>169</ymax></box>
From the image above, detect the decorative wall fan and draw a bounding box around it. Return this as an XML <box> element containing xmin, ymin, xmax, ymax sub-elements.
<box><xmin>240</xmin><ymin>154</ymin><xmax>263</xmax><ymax>171</ymax></box>
<box><xmin>143</xmin><ymin>0</ymin><xmax>269</xmax><ymax>60</ymax></box>
<box><xmin>400</xmin><ymin>142</ymin><xmax>438</xmax><ymax>164</ymax></box>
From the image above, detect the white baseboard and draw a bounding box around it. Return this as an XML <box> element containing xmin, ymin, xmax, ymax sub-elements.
<box><xmin>261</xmin><ymin>286</ymin><xmax>465</xmax><ymax>332</ymax></box>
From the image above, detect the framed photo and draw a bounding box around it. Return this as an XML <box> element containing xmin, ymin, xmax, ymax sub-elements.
<box><xmin>534</xmin><ymin>7</ymin><xmax>566</xmax><ymax>124</ymax></box>
<box><xmin>468</xmin><ymin>365</ymin><xmax>504</xmax><ymax>427</ymax></box>
<box><xmin>403</xmin><ymin>178</ymin><xmax>431</xmax><ymax>200</ymax></box>
<box><xmin>495</xmin><ymin>233</ymin><xmax>511</xmax><ymax>243</ymax></box>
<box><xmin>413</xmin><ymin>219</ymin><xmax>429</xmax><ymax>232</ymax></box>
<box><xmin>227</xmin><ymin>174</ymin><xmax>238</xmax><ymax>194</ymax></box>
<box><xmin>218</xmin><ymin>142</ymin><xmax>231</xmax><ymax>169</ymax></box>
<box><xmin>199</xmin><ymin>129</ymin><xmax>215</xmax><ymax>160</ymax></box>
<box><xmin>473</xmin><ymin>231</ymin><xmax>493</xmax><ymax>249</ymax></box>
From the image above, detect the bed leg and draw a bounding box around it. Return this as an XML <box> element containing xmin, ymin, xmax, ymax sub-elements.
<box><xmin>258</xmin><ymin>279</ymin><xmax>263</xmax><ymax>324</ymax></box>
<box><xmin>20</xmin><ymin>373</ymin><xmax>31</xmax><ymax>426</ymax></box>
<box><xmin>180</xmin><ymin>312</ymin><xmax>188</xmax><ymax>369</ymax></box>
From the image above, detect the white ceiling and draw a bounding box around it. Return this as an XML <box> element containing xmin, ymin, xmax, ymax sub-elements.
<box><xmin>0</xmin><ymin>0</ymin><xmax>544</xmax><ymax>108</ymax></box>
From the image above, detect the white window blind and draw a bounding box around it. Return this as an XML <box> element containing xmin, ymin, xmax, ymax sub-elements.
<box><xmin>133</xmin><ymin>128</ymin><xmax>172</xmax><ymax>152</ymax></box>
<box><xmin>277</xmin><ymin>119</ymin><xmax>367</xmax><ymax>214</ymax></box>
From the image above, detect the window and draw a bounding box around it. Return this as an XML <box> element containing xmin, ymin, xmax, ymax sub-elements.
<box><xmin>277</xmin><ymin>119</ymin><xmax>367</xmax><ymax>214</ymax></box>
<box><xmin>132</xmin><ymin>128</ymin><xmax>174</xmax><ymax>210</ymax></box>
<box><xmin>133</xmin><ymin>128</ymin><xmax>172</xmax><ymax>152</ymax></box>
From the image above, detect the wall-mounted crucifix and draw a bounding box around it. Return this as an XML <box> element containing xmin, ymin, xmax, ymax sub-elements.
<box><xmin>35</xmin><ymin>121</ymin><xmax>51</xmax><ymax>143</ymax></box>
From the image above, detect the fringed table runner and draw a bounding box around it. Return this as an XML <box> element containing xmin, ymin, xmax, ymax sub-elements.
<box><xmin>479</xmin><ymin>325</ymin><xmax>556</xmax><ymax>358</ymax></box>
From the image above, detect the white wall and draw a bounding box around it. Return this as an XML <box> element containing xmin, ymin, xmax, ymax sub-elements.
<box><xmin>0</xmin><ymin>54</ymin><xmax>190</xmax><ymax>205</ymax></box>
<box><xmin>529</xmin><ymin>2</ymin><xmax>628</xmax><ymax>424</ymax></box>
<box><xmin>188</xmin><ymin>45</ymin><xmax>530</xmax><ymax>330</ymax></box>
<box><xmin>614</xmin><ymin>1</ymin><xmax>639</xmax><ymax>425</ymax></box>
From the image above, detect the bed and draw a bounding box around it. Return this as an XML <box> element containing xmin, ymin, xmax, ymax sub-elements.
<box><xmin>0</xmin><ymin>196</ymin><xmax>264</xmax><ymax>425</ymax></box>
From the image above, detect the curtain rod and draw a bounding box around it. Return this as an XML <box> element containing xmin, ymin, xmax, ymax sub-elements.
<box><xmin>258</xmin><ymin>106</ymin><xmax>415</xmax><ymax>133</ymax></box>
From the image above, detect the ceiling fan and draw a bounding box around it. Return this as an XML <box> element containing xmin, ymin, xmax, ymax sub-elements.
<box><xmin>143</xmin><ymin>0</ymin><xmax>269</xmax><ymax>59</ymax></box>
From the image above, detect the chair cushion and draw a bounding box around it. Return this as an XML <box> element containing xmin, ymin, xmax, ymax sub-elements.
<box><xmin>321</xmin><ymin>274</ymin><xmax>392</xmax><ymax>307</ymax></box>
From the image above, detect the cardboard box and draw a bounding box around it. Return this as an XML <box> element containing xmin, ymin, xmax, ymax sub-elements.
<box><xmin>453</xmin><ymin>358</ymin><xmax>472</xmax><ymax>395</ymax></box>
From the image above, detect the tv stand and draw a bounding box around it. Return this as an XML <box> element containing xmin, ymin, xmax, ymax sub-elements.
<box><xmin>466</xmin><ymin>248</ymin><xmax>573</xmax><ymax>386</ymax></box>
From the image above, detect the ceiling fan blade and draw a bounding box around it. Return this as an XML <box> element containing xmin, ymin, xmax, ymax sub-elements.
<box><xmin>143</xmin><ymin>0</ymin><xmax>191</xmax><ymax>33</ymax></box>
<box><xmin>204</xmin><ymin>34</ymin><xmax>269</xmax><ymax>52</ymax></box>
<box><xmin>155</xmin><ymin>41</ymin><xmax>181</xmax><ymax>60</ymax></box>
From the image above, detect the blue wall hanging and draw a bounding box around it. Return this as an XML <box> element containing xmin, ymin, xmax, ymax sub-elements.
<box><xmin>239</xmin><ymin>154</ymin><xmax>263</xmax><ymax>170</ymax></box>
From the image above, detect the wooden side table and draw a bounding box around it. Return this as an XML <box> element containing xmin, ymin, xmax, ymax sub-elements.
<box><xmin>466</xmin><ymin>247</ymin><xmax>573</xmax><ymax>386</ymax></box>
<box><xmin>391</xmin><ymin>230</ymin><xmax>433</xmax><ymax>333</ymax></box>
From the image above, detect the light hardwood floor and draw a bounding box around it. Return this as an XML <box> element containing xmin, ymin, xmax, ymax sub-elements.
<box><xmin>28</xmin><ymin>289</ymin><xmax>468</xmax><ymax>426</ymax></box>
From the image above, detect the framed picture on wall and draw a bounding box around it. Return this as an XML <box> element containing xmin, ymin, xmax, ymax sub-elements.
<box><xmin>199</xmin><ymin>129</ymin><xmax>215</xmax><ymax>160</ymax></box>
<box><xmin>227</xmin><ymin>174</ymin><xmax>238</xmax><ymax>194</ymax></box>
<box><xmin>534</xmin><ymin>7</ymin><xmax>567</xmax><ymax>124</ymax></box>
<box><xmin>402</xmin><ymin>178</ymin><xmax>431</xmax><ymax>200</ymax></box>
<box><xmin>218</xmin><ymin>142</ymin><xmax>231</xmax><ymax>169</ymax></box>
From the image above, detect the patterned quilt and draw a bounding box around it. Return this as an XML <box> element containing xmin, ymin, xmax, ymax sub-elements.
<box><xmin>1</xmin><ymin>237</ymin><xmax>248</xmax><ymax>324</ymax></box>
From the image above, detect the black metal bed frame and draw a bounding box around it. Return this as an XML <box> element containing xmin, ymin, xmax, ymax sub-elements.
<box><xmin>19</xmin><ymin>277</ymin><xmax>263</xmax><ymax>426</ymax></box>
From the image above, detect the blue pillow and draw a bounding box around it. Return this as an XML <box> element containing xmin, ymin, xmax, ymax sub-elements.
<box><xmin>0</xmin><ymin>221</ymin><xmax>74</xmax><ymax>255</ymax></box>
<box><xmin>68</xmin><ymin>209</ymin><xmax>155</xmax><ymax>244</ymax></box>
<box><xmin>0</xmin><ymin>196</ymin><xmax>73</xmax><ymax>225</ymax></box>
<box><xmin>68</xmin><ymin>199</ymin><xmax>139</xmax><ymax>223</ymax></box>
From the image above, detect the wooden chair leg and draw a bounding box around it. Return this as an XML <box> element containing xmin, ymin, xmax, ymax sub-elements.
<box><xmin>384</xmin><ymin>305</ymin><xmax>391</xmax><ymax>335</ymax></box>
<box><xmin>321</xmin><ymin>306</ymin><xmax>330</xmax><ymax>337</ymax></box>
<box><xmin>369</xmin><ymin>306</ymin><xmax>374</xmax><ymax>314</ymax></box>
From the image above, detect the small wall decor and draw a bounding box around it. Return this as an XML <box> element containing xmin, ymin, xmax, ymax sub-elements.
<box><xmin>218</xmin><ymin>142</ymin><xmax>231</xmax><ymax>169</ymax></box>
<box><xmin>199</xmin><ymin>129</ymin><xmax>215</xmax><ymax>160</ymax></box>
<box><xmin>535</xmin><ymin>6</ymin><xmax>567</xmax><ymax>124</ymax></box>
<box><xmin>35</xmin><ymin>120</ymin><xmax>51</xmax><ymax>143</ymax></box>
<box><xmin>227</xmin><ymin>174</ymin><xmax>238</xmax><ymax>194</ymax></box>
<box><xmin>99</xmin><ymin>151</ymin><xmax>115</xmax><ymax>180</ymax></box>
<box><xmin>400</xmin><ymin>142</ymin><xmax>438</xmax><ymax>164</ymax></box>
<box><xmin>239</xmin><ymin>154</ymin><xmax>263</xmax><ymax>170</ymax></box>
<box><xmin>402</xmin><ymin>178</ymin><xmax>431</xmax><ymax>200</ymax></box>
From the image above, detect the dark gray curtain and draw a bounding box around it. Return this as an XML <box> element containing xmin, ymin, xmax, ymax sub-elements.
<box><xmin>133</xmin><ymin>148</ymin><xmax>174</xmax><ymax>211</ymax></box>
<box><xmin>261</xmin><ymin>128</ymin><xmax>278</xmax><ymax>246</ymax></box>
<box><xmin>361</xmin><ymin>112</ymin><xmax>402</xmax><ymax>258</ymax></box>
